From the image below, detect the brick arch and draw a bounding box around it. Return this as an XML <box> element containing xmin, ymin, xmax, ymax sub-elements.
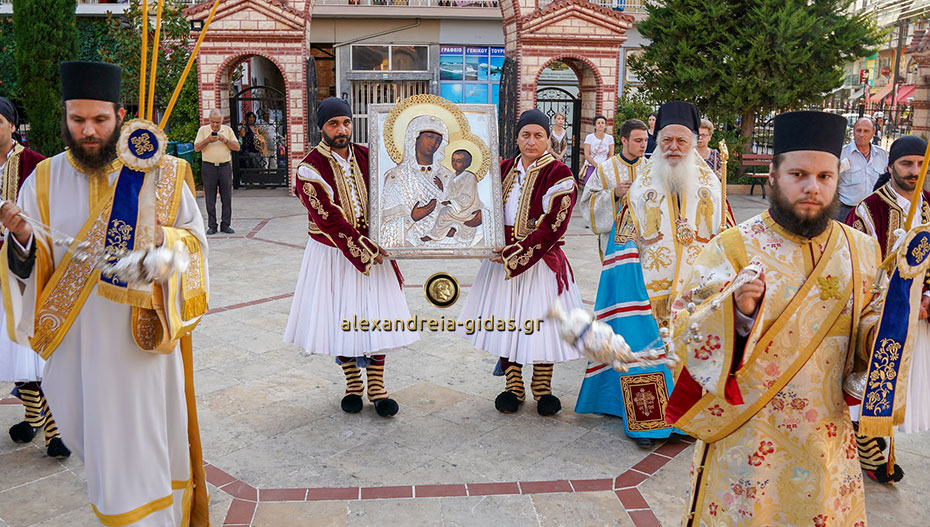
<box><xmin>200</xmin><ymin>49</ymin><xmax>307</xmax><ymax>191</ymax></box>
<box><xmin>533</xmin><ymin>55</ymin><xmax>604</xmax><ymax>98</ymax></box>
<box><xmin>533</xmin><ymin>54</ymin><xmax>606</xmax><ymax>137</ymax></box>
<box><xmin>212</xmin><ymin>51</ymin><xmax>293</xmax><ymax>111</ymax></box>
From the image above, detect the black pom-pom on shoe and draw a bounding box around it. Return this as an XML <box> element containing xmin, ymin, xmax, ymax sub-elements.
<box><xmin>536</xmin><ymin>394</ymin><xmax>562</xmax><ymax>416</ymax></box>
<box><xmin>374</xmin><ymin>398</ymin><xmax>399</xmax><ymax>417</ymax></box>
<box><xmin>495</xmin><ymin>391</ymin><xmax>521</xmax><ymax>413</ymax></box>
<box><xmin>866</xmin><ymin>462</ymin><xmax>904</xmax><ymax>484</ymax></box>
<box><xmin>8</xmin><ymin>421</ymin><xmax>36</xmax><ymax>443</ymax></box>
<box><xmin>46</xmin><ymin>437</ymin><xmax>70</xmax><ymax>458</ymax></box>
<box><xmin>341</xmin><ymin>394</ymin><xmax>363</xmax><ymax>413</ymax></box>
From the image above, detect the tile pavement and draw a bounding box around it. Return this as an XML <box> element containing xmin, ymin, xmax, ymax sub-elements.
<box><xmin>1</xmin><ymin>190</ymin><xmax>928</xmax><ymax>526</ymax></box>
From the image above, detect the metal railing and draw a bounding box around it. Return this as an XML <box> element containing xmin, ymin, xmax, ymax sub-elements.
<box><xmin>315</xmin><ymin>0</ymin><xmax>500</xmax><ymax>6</ymax></box>
<box><xmin>538</xmin><ymin>0</ymin><xmax>648</xmax><ymax>12</ymax></box>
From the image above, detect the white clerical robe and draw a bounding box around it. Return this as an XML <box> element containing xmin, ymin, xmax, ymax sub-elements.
<box><xmin>3</xmin><ymin>152</ymin><xmax>208</xmax><ymax>526</ymax></box>
<box><xmin>579</xmin><ymin>154</ymin><xmax>641</xmax><ymax>259</ymax></box>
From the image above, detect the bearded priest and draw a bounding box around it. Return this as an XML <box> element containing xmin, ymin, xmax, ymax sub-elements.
<box><xmin>667</xmin><ymin>111</ymin><xmax>880</xmax><ymax>526</ymax></box>
<box><xmin>574</xmin><ymin>101</ymin><xmax>733</xmax><ymax>447</ymax></box>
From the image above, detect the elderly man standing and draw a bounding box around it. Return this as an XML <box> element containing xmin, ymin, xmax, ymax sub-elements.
<box><xmin>836</xmin><ymin>117</ymin><xmax>887</xmax><ymax>220</ymax></box>
<box><xmin>194</xmin><ymin>108</ymin><xmax>240</xmax><ymax>235</ymax></box>
<box><xmin>575</xmin><ymin>102</ymin><xmax>733</xmax><ymax>447</ymax></box>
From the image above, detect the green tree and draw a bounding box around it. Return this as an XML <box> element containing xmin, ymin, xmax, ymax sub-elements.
<box><xmin>101</xmin><ymin>0</ymin><xmax>194</xmax><ymax>133</ymax></box>
<box><xmin>0</xmin><ymin>20</ymin><xmax>21</xmax><ymax>101</ymax></box>
<box><xmin>631</xmin><ymin>0</ymin><xmax>883</xmax><ymax>148</ymax></box>
<box><xmin>12</xmin><ymin>0</ymin><xmax>78</xmax><ymax>155</ymax></box>
<box><xmin>614</xmin><ymin>90</ymin><xmax>655</xmax><ymax>153</ymax></box>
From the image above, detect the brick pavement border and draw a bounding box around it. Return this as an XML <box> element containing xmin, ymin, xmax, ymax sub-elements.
<box><xmin>203</xmin><ymin>434</ymin><xmax>692</xmax><ymax>527</ymax></box>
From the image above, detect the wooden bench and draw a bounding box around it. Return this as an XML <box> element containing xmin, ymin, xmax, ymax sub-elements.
<box><xmin>741</xmin><ymin>153</ymin><xmax>772</xmax><ymax>198</ymax></box>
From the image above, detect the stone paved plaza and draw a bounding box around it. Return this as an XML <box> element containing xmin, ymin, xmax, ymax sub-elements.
<box><xmin>1</xmin><ymin>191</ymin><xmax>929</xmax><ymax>526</ymax></box>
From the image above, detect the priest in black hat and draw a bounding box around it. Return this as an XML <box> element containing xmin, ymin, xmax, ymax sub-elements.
<box><xmin>284</xmin><ymin>96</ymin><xmax>418</xmax><ymax>418</ymax></box>
<box><xmin>0</xmin><ymin>61</ymin><xmax>211</xmax><ymax>526</ymax></box>
<box><xmin>574</xmin><ymin>101</ymin><xmax>733</xmax><ymax>447</ymax></box>
<box><xmin>665</xmin><ymin>110</ymin><xmax>880</xmax><ymax>526</ymax></box>
<box><xmin>456</xmin><ymin>108</ymin><xmax>583</xmax><ymax>417</ymax></box>
<box><xmin>846</xmin><ymin>133</ymin><xmax>930</xmax><ymax>484</ymax></box>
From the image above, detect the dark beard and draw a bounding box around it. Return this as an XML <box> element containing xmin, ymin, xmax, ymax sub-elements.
<box><xmin>321</xmin><ymin>129</ymin><xmax>349</xmax><ymax>150</ymax></box>
<box><xmin>767</xmin><ymin>177</ymin><xmax>839</xmax><ymax>239</ymax></box>
<box><xmin>62</xmin><ymin>118</ymin><xmax>121</xmax><ymax>172</ymax></box>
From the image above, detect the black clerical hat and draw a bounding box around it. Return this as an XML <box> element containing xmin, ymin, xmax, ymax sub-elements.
<box><xmin>656</xmin><ymin>101</ymin><xmax>700</xmax><ymax>134</ymax></box>
<box><xmin>60</xmin><ymin>61</ymin><xmax>122</xmax><ymax>103</ymax></box>
<box><xmin>773</xmin><ymin>111</ymin><xmax>846</xmax><ymax>158</ymax></box>
<box><xmin>317</xmin><ymin>97</ymin><xmax>352</xmax><ymax>129</ymax></box>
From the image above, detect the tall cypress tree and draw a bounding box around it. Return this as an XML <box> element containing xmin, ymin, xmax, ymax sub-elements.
<box><xmin>12</xmin><ymin>0</ymin><xmax>78</xmax><ymax>156</ymax></box>
<box><xmin>631</xmin><ymin>0</ymin><xmax>883</xmax><ymax>145</ymax></box>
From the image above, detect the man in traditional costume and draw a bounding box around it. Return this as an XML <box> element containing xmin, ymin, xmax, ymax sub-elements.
<box><xmin>666</xmin><ymin>111</ymin><xmax>879</xmax><ymax>526</ymax></box>
<box><xmin>575</xmin><ymin>102</ymin><xmax>732</xmax><ymax>447</ymax></box>
<box><xmin>381</xmin><ymin>116</ymin><xmax>459</xmax><ymax>247</ymax></box>
<box><xmin>0</xmin><ymin>96</ymin><xmax>69</xmax><ymax>457</ymax></box>
<box><xmin>580</xmin><ymin>118</ymin><xmax>648</xmax><ymax>260</ymax></box>
<box><xmin>0</xmin><ymin>62</ymin><xmax>209</xmax><ymax>526</ymax></box>
<box><xmin>284</xmin><ymin>97</ymin><xmax>418</xmax><ymax>417</ymax></box>
<box><xmin>456</xmin><ymin>109</ymin><xmax>581</xmax><ymax>416</ymax></box>
<box><xmin>846</xmin><ymin>134</ymin><xmax>930</xmax><ymax>483</ymax></box>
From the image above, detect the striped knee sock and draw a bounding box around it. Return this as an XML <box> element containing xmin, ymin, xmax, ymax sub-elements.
<box><xmin>502</xmin><ymin>359</ymin><xmax>525</xmax><ymax>402</ymax></box>
<box><xmin>531</xmin><ymin>363</ymin><xmax>554</xmax><ymax>401</ymax></box>
<box><xmin>40</xmin><ymin>397</ymin><xmax>61</xmax><ymax>446</ymax></box>
<box><xmin>18</xmin><ymin>384</ymin><xmax>48</xmax><ymax>430</ymax></box>
<box><xmin>856</xmin><ymin>431</ymin><xmax>886</xmax><ymax>471</ymax></box>
<box><xmin>339</xmin><ymin>357</ymin><xmax>364</xmax><ymax>396</ymax></box>
<box><xmin>366</xmin><ymin>355</ymin><xmax>388</xmax><ymax>402</ymax></box>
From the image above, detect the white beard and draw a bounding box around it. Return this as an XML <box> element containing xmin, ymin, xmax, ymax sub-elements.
<box><xmin>650</xmin><ymin>147</ymin><xmax>701</xmax><ymax>195</ymax></box>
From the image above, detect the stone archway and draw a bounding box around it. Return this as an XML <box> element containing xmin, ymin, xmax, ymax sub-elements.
<box><xmin>535</xmin><ymin>55</ymin><xmax>605</xmax><ymax>137</ymax></box>
<box><xmin>498</xmin><ymin>0</ymin><xmax>631</xmax><ymax>151</ymax></box>
<box><xmin>185</xmin><ymin>0</ymin><xmax>308</xmax><ymax>190</ymax></box>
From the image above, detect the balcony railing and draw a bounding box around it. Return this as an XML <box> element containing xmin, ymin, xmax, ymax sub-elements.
<box><xmin>538</xmin><ymin>0</ymin><xmax>648</xmax><ymax>12</ymax></box>
<box><xmin>315</xmin><ymin>0</ymin><xmax>500</xmax><ymax>6</ymax></box>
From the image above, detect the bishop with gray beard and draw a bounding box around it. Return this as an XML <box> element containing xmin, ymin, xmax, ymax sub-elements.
<box><xmin>573</xmin><ymin>101</ymin><xmax>734</xmax><ymax>448</ymax></box>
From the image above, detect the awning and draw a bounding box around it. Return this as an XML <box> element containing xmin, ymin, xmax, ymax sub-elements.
<box><xmin>872</xmin><ymin>84</ymin><xmax>893</xmax><ymax>102</ymax></box>
<box><xmin>886</xmin><ymin>85</ymin><xmax>916</xmax><ymax>104</ymax></box>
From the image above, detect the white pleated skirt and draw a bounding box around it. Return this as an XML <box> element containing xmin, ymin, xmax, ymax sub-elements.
<box><xmin>456</xmin><ymin>259</ymin><xmax>583</xmax><ymax>365</ymax></box>
<box><xmin>283</xmin><ymin>239</ymin><xmax>419</xmax><ymax>357</ymax></box>
<box><xmin>0</xmin><ymin>299</ymin><xmax>43</xmax><ymax>382</ymax></box>
<box><xmin>901</xmin><ymin>322</ymin><xmax>930</xmax><ymax>433</ymax></box>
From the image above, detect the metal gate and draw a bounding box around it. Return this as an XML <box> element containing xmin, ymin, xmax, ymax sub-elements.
<box><xmin>536</xmin><ymin>87</ymin><xmax>582</xmax><ymax>176</ymax></box>
<box><xmin>230</xmin><ymin>85</ymin><xmax>288</xmax><ymax>188</ymax></box>
<box><xmin>349</xmin><ymin>80</ymin><xmax>430</xmax><ymax>144</ymax></box>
